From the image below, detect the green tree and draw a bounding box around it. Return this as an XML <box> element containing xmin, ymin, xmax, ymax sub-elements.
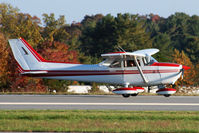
<box><xmin>42</xmin><ymin>13</ymin><xmax>70</xmax><ymax>43</ymax></box>
<box><xmin>0</xmin><ymin>3</ymin><xmax>19</xmax><ymax>36</ymax></box>
<box><xmin>183</xmin><ymin>35</ymin><xmax>199</xmax><ymax>63</ymax></box>
<box><xmin>152</xmin><ymin>33</ymin><xmax>173</xmax><ymax>62</ymax></box>
<box><xmin>0</xmin><ymin>3</ymin><xmax>43</xmax><ymax>47</ymax></box>
<box><xmin>187</xmin><ymin>15</ymin><xmax>199</xmax><ymax>36</ymax></box>
<box><xmin>80</xmin><ymin>13</ymin><xmax>152</xmax><ymax>57</ymax></box>
<box><xmin>114</xmin><ymin>13</ymin><xmax>152</xmax><ymax>50</ymax></box>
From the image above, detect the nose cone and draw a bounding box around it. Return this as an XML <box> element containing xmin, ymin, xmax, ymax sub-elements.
<box><xmin>182</xmin><ymin>65</ymin><xmax>190</xmax><ymax>70</ymax></box>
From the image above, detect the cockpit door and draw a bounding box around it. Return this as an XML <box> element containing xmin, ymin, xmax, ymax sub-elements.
<box><xmin>143</xmin><ymin>56</ymin><xmax>161</xmax><ymax>85</ymax></box>
<box><xmin>107</xmin><ymin>58</ymin><xmax>125</xmax><ymax>83</ymax></box>
<box><xmin>123</xmin><ymin>57</ymin><xmax>148</xmax><ymax>85</ymax></box>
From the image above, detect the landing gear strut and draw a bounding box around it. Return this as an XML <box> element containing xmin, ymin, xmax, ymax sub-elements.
<box><xmin>148</xmin><ymin>86</ymin><xmax>151</xmax><ymax>93</ymax></box>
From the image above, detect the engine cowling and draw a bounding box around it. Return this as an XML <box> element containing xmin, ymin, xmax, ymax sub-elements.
<box><xmin>112</xmin><ymin>88</ymin><xmax>138</xmax><ymax>94</ymax></box>
<box><xmin>156</xmin><ymin>88</ymin><xmax>176</xmax><ymax>95</ymax></box>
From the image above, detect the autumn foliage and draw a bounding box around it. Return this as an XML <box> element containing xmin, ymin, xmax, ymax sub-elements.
<box><xmin>172</xmin><ymin>49</ymin><xmax>196</xmax><ymax>92</ymax></box>
<box><xmin>0</xmin><ymin>33</ymin><xmax>9</xmax><ymax>90</ymax></box>
<box><xmin>1</xmin><ymin>3</ymin><xmax>199</xmax><ymax>93</ymax></box>
<box><xmin>38</xmin><ymin>41</ymin><xmax>79</xmax><ymax>63</ymax></box>
<box><xmin>0</xmin><ymin>37</ymin><xmax>79</xmax><ymax>92</ymax></box>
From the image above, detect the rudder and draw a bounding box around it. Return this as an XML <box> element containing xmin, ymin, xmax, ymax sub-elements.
<box><xmin>9</xmin><ymin>38</ymin><xmax>43</xmax><ymax>72</ymax></box>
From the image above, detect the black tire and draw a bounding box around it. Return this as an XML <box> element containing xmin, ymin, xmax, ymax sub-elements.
<box><xmin>131</xmin><ymin>93</ymin><xmax>138</xmax><ymax>97</ymax></box>
<box><xmin>122</xmin><ymin>94</ymin><xmax>130</xmax><ymax>98</ymax></box>
<box><xmin>164</xmin><ymin>94</ymin><xmax>171</xmax><ymax>97</ymax></box>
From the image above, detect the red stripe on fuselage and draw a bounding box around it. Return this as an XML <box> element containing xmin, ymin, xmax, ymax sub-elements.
<box><xmin>22</xmin><ymin>69</ymin><xmax>180</xmax><ymax>77</ymax></box>
<box><xmin>151</xmin><ymin>62</ymin><xmax>180</xmax><ymax>67</ymax></box>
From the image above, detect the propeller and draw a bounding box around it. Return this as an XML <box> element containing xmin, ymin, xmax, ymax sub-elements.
<box><xmin>181</xmin><ymin>68</ymin><xmax>184</xmax><ymax>79</ymax></box>
<box><xmin>180</xmin><ymin>65</ymin><xmax>190</xmax><ymax>79</ymax></box>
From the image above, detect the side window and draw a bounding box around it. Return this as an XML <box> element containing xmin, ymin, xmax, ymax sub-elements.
<box><xmin>110</xmin><ymin>60</ymin><xmax>121</xmax><ymax>68</ymax></box>
<box><xmin>127</xmin><ymin>60</ymin><xmax>136</xmax><ymax>67</ymax></box>
<box><xmin>126</xmin><ymin>59</ymin><xmax>141</xmax><ymax>67</ymax></box>
<box><xmin>143</xmin><ymin>56</ymin><xmax>157</xmax><ymax>66</ymax></box>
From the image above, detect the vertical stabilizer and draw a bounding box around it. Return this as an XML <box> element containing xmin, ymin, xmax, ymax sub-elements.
<box><xmin>9</xmin><ymin>38</ymin><xmax>43</xmax><ymax>72</ymax></box>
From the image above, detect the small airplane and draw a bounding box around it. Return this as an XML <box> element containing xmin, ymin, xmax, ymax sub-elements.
<box><xmin>9</xmin><ymin>38</ymin><xmax>190</xmax><ymax>98</ymax></box>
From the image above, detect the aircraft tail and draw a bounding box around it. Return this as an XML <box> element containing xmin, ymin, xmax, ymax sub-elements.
<box><xmin>8</xmin><ymin>38</ymin><xmax>45</xmax><ymax>73</ymax></box>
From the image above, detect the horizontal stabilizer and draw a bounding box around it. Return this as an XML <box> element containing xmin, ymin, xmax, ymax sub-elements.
<box><xmin>21</xmin><ymin>71</ymin><xmax>48</xmax><ymax>75</ymax></box>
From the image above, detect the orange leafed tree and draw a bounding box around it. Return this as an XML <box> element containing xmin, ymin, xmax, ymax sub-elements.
<box><xmin>0</xmin><ymin>33</ymin><xmax>10</xmax><ymax>91</ymax></box>
<box><xmin>0</xmin><ymin>33</ymin><xmax>46</xmax><ymax>92</ymax></box>
<box><xmin>8</xmin><ymin>41</ymin><xmax>79</xmax><ymax>92</ymax></box>
<box><xmin>38</xmin><ymin>41</ymin><xmax>79</xmax><ymax>63</ymax></box>
<box><xmin>172</xmin><ymin>49</ymin><xmax>196</xmax><ymax>88</ymax></box>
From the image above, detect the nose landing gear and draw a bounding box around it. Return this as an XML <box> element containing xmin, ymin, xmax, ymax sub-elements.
<box><xmin>122</xmin><ymin>94</ymin><xmax>130</xmax><ymax>98</ymax></box>
<box><xmin>156</xmin><ymin>88</ymin><xmax>176</xmax><ymax>97</ymax></box>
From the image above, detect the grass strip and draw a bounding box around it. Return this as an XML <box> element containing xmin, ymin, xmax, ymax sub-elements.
<box><xmin>0</xmin><ymin>110</ymin><xmax>198</xmax><ymax>132</ymax></box>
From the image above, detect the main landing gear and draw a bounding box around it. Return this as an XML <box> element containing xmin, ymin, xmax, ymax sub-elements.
<box><xmin>113</xmin><ymin>85</ymin><xmax>176</xmax><ymax>98</ymax></box>
<box><xmin>122</xmin><ymin>94</ymin><xmax>130</xmax><ymax>98</ymax></box>
<box><xmin>131</xmin><ymin>93</ymin><xmax>139</xmax><ymax>96</ymax></box>
<box><xmin>112</xmin><ymin>86</ymin><xmax>145</xmax><ymax>98</ymax></box>
<box><xmin>121</xmin><ymin>93</ymin><xmax>139</xmax><ymax>98</ymax></box>
<box><xmin>163</xmin><ymin>94</ymin><xmax>171</xmax><ymax>97</ymax></box>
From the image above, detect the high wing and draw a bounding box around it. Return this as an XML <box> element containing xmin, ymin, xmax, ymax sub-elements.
<box><xmin>101</xmin><ymin>48</ymin><xmax>159</xmax><ymax>58</ymax></box>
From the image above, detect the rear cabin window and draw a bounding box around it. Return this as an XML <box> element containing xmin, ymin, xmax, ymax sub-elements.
<box><xmin>126</xmin><ymin>59</ymin><xmax>141</xmax><ymax>67</ymax></box>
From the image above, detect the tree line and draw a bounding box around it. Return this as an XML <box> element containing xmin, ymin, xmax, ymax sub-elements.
<box><xmin>0</xmin><ymin>3</ymin><xmax>198</xmax><ymax>92</ymax></box>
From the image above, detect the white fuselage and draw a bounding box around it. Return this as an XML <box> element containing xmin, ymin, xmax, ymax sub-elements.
<box><xmin>8</xmin><ymin>38</ymin><xmax>186</xmax><ymax>91</ymax></box>
<box><xmin>26</xmin><ymin>61</ymin><xmax>182</xmax><ymax>86</ymax></box>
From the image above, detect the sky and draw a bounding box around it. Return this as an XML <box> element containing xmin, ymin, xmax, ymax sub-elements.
<box><xmin>1</xmin><ymin>0</ymin><xmax>199</xmax><ymax>24</ymax></box>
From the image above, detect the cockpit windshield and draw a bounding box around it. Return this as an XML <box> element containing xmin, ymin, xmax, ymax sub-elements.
<box><xmin>150</xmin><ymin>56</ymin><xmax>158</xmax><ymax>64</ymax></box>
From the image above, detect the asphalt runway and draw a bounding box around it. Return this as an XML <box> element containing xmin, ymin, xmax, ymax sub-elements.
<box><xmin>0</xmin><ymin>95</ymin><xmax>199</xmax><ymax>111</ymax></box>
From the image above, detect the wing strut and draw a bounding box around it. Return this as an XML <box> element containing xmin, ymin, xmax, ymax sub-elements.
<box><xmin>133</xmin><ymin>56</ymin><xmax>148</xmax><ymax>84</ymax></box>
